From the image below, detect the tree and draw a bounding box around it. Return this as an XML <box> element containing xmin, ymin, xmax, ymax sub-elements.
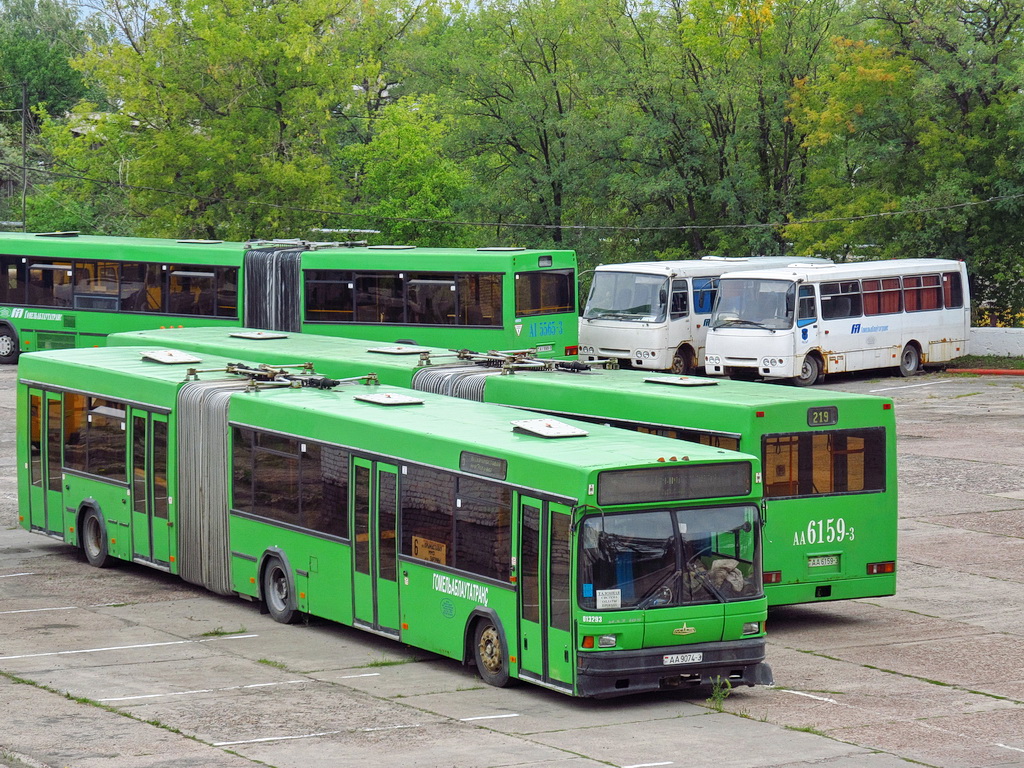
<box><xmin>337</xmin><ymin>96</ymin><xmax>474</xmax><ymax>245</ymax></box>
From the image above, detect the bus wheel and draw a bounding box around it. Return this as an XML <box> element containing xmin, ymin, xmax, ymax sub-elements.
<box><xmin>81</xmin><ymin>508</ymin><xmax>112</xmax><ymax>568</ymax></box>
<box><xmin>898</xmin><ymin>344</ymin><xmax>920</xmax><ymax>377</ymax></box>
<box><xmin>0</xmin><ymin>326</ymin><xmax>19</xmax><ymax>364</ymax></box>
<box><xmin>473</xmin><ymin>619</ymin><xmax>510</xmax><ymax>687</ymax></box>
<box><xmin>793</xmin><ymin>355</ymin><xmax>820</xmax><ymax>387</ymax></box>
<box><xmin>262</xmin><ymin>558</ymin><xmax>298</xmax><ymax>624</ymax></box>
<box><xmin>670</xmin><ymin>347</ymin><xmax>695</xmax><ymax>375</ymax></box>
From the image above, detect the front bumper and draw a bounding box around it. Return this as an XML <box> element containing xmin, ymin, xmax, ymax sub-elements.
<box><xmin>575</xmin><ymin>637</ymin><xmax>773</xmax><ymax>698</ymax></box>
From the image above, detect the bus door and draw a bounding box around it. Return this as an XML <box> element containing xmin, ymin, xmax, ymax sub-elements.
<box><xmin>352</xmin><ymin>458</ymin><xmax>400</xmax><ymax>637</ymax></box>
<box><xmin>517</xmin><ymin>496</ymin><xmax>574</xmax><ymax>691</ymax></box>
<box><xmin>129</xmin><ymin>411</ymin><xmax>171</xmax><ymax>567</ymax></box>
<box><xmin>26</xmin><ymin>389</ymin><xmax>64</xmax><ymax>537</ymax></box>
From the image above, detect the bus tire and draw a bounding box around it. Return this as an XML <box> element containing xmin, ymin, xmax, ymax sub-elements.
<box><xmin>0</xmin><ymin>325</ymin><xmax>19</xmax><ymax>364</ymax></box>
<box><xmin>898</xmin><ymin>344</ymin><xmax>921</xmax><ymax>377</ymax></box>
<box><xmin>262</xmin><ymin>557</ymin><xmax>298</xmax><ymax>624</ymax></box>
<box><xmin>81</xmin><ymin>507</ymin><xmax>112</xmax><ymax>568</ymax></box>
<box><xmin>670</xmin><ymin>346</ymin><xmax>695</xmax><ymax>375</ymax></box>
<box><xmin>472</xmin><ymin>618</ymin><xmax>510</xmax><ymax>687</ymax></box>
<box><xmin>793</xmin><ymin>355</ymin><xmax>820</xmax><ymax>387</ymax></box>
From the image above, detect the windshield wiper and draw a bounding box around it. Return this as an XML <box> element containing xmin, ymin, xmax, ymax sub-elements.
<box><xmin>713</xmin><ymin>318</ymin><xmax>774</xmax><ymax>330</ymax></box>
<box><xmin>636</xmin><ymin>569</ymin><xmax>682</xmax><ymax>609</ymax></box>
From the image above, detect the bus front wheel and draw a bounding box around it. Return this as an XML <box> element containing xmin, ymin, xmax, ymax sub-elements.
<box><xmin>0</xmin><ymin>326</ymin><xmax>19</xmax><ymax>364</ymax></box>
<box><xmin>473</xmin><ymin>619</ymin><xmax>510</xmax><ymax>687</ymax></box>
<box><xmin>262</xmin><ymin>558</ymin><xmax>298</xmax><ymax>624</ymax></box>
<box><xmin>793</xmin><ymin>355</ymin><xmax>820</xmax><ymax>387</ymax></box>
<box><xmin>670</xmin><ymin>347</ymin><xmax>695</xmax><ymax>375</ymax></box>
<box><xmin>898</xmin><ymin>344</ymin><xmax>921</xmax><ymax>377</ymax></box>
<box><xmin>81</xmin><ymin>508</ymin><xmax>112</xmax><ymax>568</ymax></box>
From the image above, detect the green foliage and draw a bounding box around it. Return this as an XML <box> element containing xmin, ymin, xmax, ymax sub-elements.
<box><xmin>12</xmin><ymin>0</ymin><xmax>1024</xmax><ymax>312</ymax></box>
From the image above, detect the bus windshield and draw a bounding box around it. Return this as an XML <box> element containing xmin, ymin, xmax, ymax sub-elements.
<box><xmin>711</xmin><ymin>279</ymin><xmax>795</xmax><ymax>331</ymax></box>
<box><xmin>579</xmin><ymin>504</ymin><xmax>761</xmax><ymax>610</ymax></box>
<box><xmin>583</xmin><ymin>272</ymin><xmax>668</xmax><ymax>322</ymax></box>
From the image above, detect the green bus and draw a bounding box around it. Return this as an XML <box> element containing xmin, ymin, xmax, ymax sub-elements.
<box><xmin>0</xmin><ymin>231</ymin><xmax>578</xmax><ymax>363</ymax></box>
<box><xmin>17</xmin><ymin>345</ymin><xmax>771</xmax><ymax>697</ymax></box>
<box><xmin>108</xmin><ymin>327</ymin><xmax>897</xmax><ymax>607</ymax></box>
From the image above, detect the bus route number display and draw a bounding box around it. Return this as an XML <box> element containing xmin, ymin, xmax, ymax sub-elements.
<box><xmin>807</xmin><ymin>406</ymin><xmax>838</xmax><ymax>427</ymax></box>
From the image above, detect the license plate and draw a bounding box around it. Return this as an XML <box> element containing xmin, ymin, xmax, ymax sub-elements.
<box><xmin>663</xmin><ymin>652</ymin><xmax>703</xmax><ymax>665</ymax></box>
<box><xmin>808</xmin><ymin>555</ymin><xmax>838</xmax><ymax>567</ymax></box>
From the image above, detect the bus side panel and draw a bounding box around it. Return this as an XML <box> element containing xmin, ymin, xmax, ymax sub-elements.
<box><xmin>65</xmin><ymin>474</ymin><xmax>132</xmax><ymax>560</ymax></box>
<box><xmin>228</xmin><ymin>516</ymin><xmax>354</xmax><ymax>625</ymax></box>
<box><xmin>399</xmin><ymin>559</ymin><xmax>517</xmax><ymax>668</ymax></box>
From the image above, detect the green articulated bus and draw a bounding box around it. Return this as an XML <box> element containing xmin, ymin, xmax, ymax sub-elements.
<box><xmin>17</xmin><ymin>345</ymin><xmax>772</xmax><ymax>698</ymax></box>
<box><xmin>0</xmin><ymin>231</ymin><xmax>578</xmax><ymax>363</ymax></box>
<box><xmin>108</xmin><ymin>327</ymin><xmax>898</xmax><ymax>608</ymax></box>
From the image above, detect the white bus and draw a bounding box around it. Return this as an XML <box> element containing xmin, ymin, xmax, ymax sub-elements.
<box><xmin>703</xmin><ymin>258</ymin><xmax>970</xmax><ymax>386</ymax></box>
<box><xmin>578</xmin><ymin>256</ymin><xmax>830</xmax><ymax>374</ymax></box>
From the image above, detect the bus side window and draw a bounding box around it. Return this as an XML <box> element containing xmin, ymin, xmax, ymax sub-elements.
<box><xmin>693</xmin><ymin>277</ymin><xmax>717</xmax><ymax>314</ymax></box>
<box><xmin>670</xmin><ymin>280</ymin><xmax>688</xmax><ymax>317</ymax></box>
<box><xmin>797</xmin><ymin>285</ymin><xmax>816</xmax><ymax>327</ymax></box>
<box><xmin>943</xmin><ymin>271</ymin><xmax>964</xmax><ymax>309</ymax></box>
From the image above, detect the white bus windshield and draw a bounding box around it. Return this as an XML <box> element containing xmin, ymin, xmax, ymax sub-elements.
<box><xmin>711</xmin><ymin>278</ymin><xmax>795</xmax><ymax>331</ymax></box>
<box><xmin>584</xmin><ymin>272</ymin><xmax>668</xmax><ymax>322</ymax></box>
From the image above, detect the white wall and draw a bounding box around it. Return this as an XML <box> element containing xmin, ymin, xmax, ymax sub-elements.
<box><xmin>969</xmin><ymin>327</ymin><xmax>1024</xmax><ymax>357</ymax></box>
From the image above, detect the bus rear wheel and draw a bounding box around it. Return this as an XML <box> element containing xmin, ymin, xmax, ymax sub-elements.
<box><xmin>0</xmin><ymin>326</ymin><xmax>18</xmax><ymax>364</ymax></box>
<box><xmin>81</xmin><ymin>508</ymin><xmax>112</xmax><ymax>568</ymax></box>
<box><xmin>898</xmin><ymin>344</ymin><xmax>920</xmax><ymax>377</ymax></box>
<box><xmin>473</xmin><ymin>619</ymin><xmax>510</xmax><ymax>687</ymax></box>
<box><xmin>262</xmin><ymin>558</ymin><xmax>298</xmax><ymax>624</ymax></box>
<box><xmin>793</xmin><ymin>355</ymin><xmax>820</xmax><ymax>387</ymax></box>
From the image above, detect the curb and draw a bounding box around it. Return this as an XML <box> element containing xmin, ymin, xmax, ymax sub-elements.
<box><xmin>946</xmin><ymin>368</ymin><xmax>1024</xmax><ymax>375</ymax></box>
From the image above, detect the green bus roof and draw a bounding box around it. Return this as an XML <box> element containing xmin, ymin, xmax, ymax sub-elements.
<box><xmin>106</xmin><ymin>326</ymin><xmax>895</xmax><ymax>436</ymax></box>
<box><xmin>19</xmin><ymin>346</ymin><xmax>758</xmax><ymax>497</ymax></box>
<box><xmin>0</xmin><ymin>232</ymin><xmax>574</xmax><ymax>268</ymax></box>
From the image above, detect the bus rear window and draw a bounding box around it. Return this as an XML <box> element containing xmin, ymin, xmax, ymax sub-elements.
<box><xmin>515</xmin><ymin>269</ymin><xmax>574</xmax><ymax>317</ymax></box>
<box><xmin>597</xmin><ymin>462</ymin><xmax>751</xmax><ymax>505</ymax></box>
<box><xmin>762</xmin><ymin>427</ymin><xmax>885</xmax><ymax>498</ymax></box>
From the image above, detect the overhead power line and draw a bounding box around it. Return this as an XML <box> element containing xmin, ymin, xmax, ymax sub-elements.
<box><xmin>3</xmin><ymin>160</ymin><xmax>1024</xmax><ymax>233</ymax></box>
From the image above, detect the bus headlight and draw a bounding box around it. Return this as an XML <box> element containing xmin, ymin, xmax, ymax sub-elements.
<box><xmin>742</xmin><ymin>622</ymin><xmax>761</xmax><ymax>635</ymax></box>
<box><xmin>706</xmin><ymin>355</ymin><xmax>721</xmax><ymax>366</ymax></box>
<box><xmin>761</xmin><ymin>357</ymin><xmax>783</xmax><ymax>367</ymax></box>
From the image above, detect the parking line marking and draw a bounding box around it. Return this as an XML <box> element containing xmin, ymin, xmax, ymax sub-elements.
<box><xmin>214</xmin><ymin>730</ymin><xmax>344</xmax><ymax>746</ymax></box>
<box><xmin>359</xmin><ymin>724</ymin><xmax>421</xmax><ymax>732</ymax></box>
<box><xmin>869</xmin><ymin>380</ymin><xmax>951</xmax><ymax>393</ymax></box>
<box><xmin>100</xmin><ymin>679</ymin><xmax>307</xmax><ymax>702</ymax></box>
<box><xmin>0</xmin><ymin>606</ymin><xmax>77</xmax><ymax>615</ymax></box>
<box><xmin>0</xmin><ymin>634</ymin><xmax>258</xmax><ymax>661</ymax></box>
<box><xmin>336</xmin><ymin>672</ymin><xmax>381</xmax><ymax>680</ymax></box>
<box><xmin>996</xmin><ymin>744</ymin><xmax>1024</xmax><ymax>754</ymax></box>
<box><xmin>622</xmin><ymin>762</ymin><xmax>673</xmax><ymax>768</ymax></box>
<box><xmin>0</xmin><ymin>572</ymin><xmax>36</xmax><ymax>578</ymax></box>
<box><xmin>460</xmin><ymin>713</ymin><xmax>520</xmax><ymax>721</ymax></box>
